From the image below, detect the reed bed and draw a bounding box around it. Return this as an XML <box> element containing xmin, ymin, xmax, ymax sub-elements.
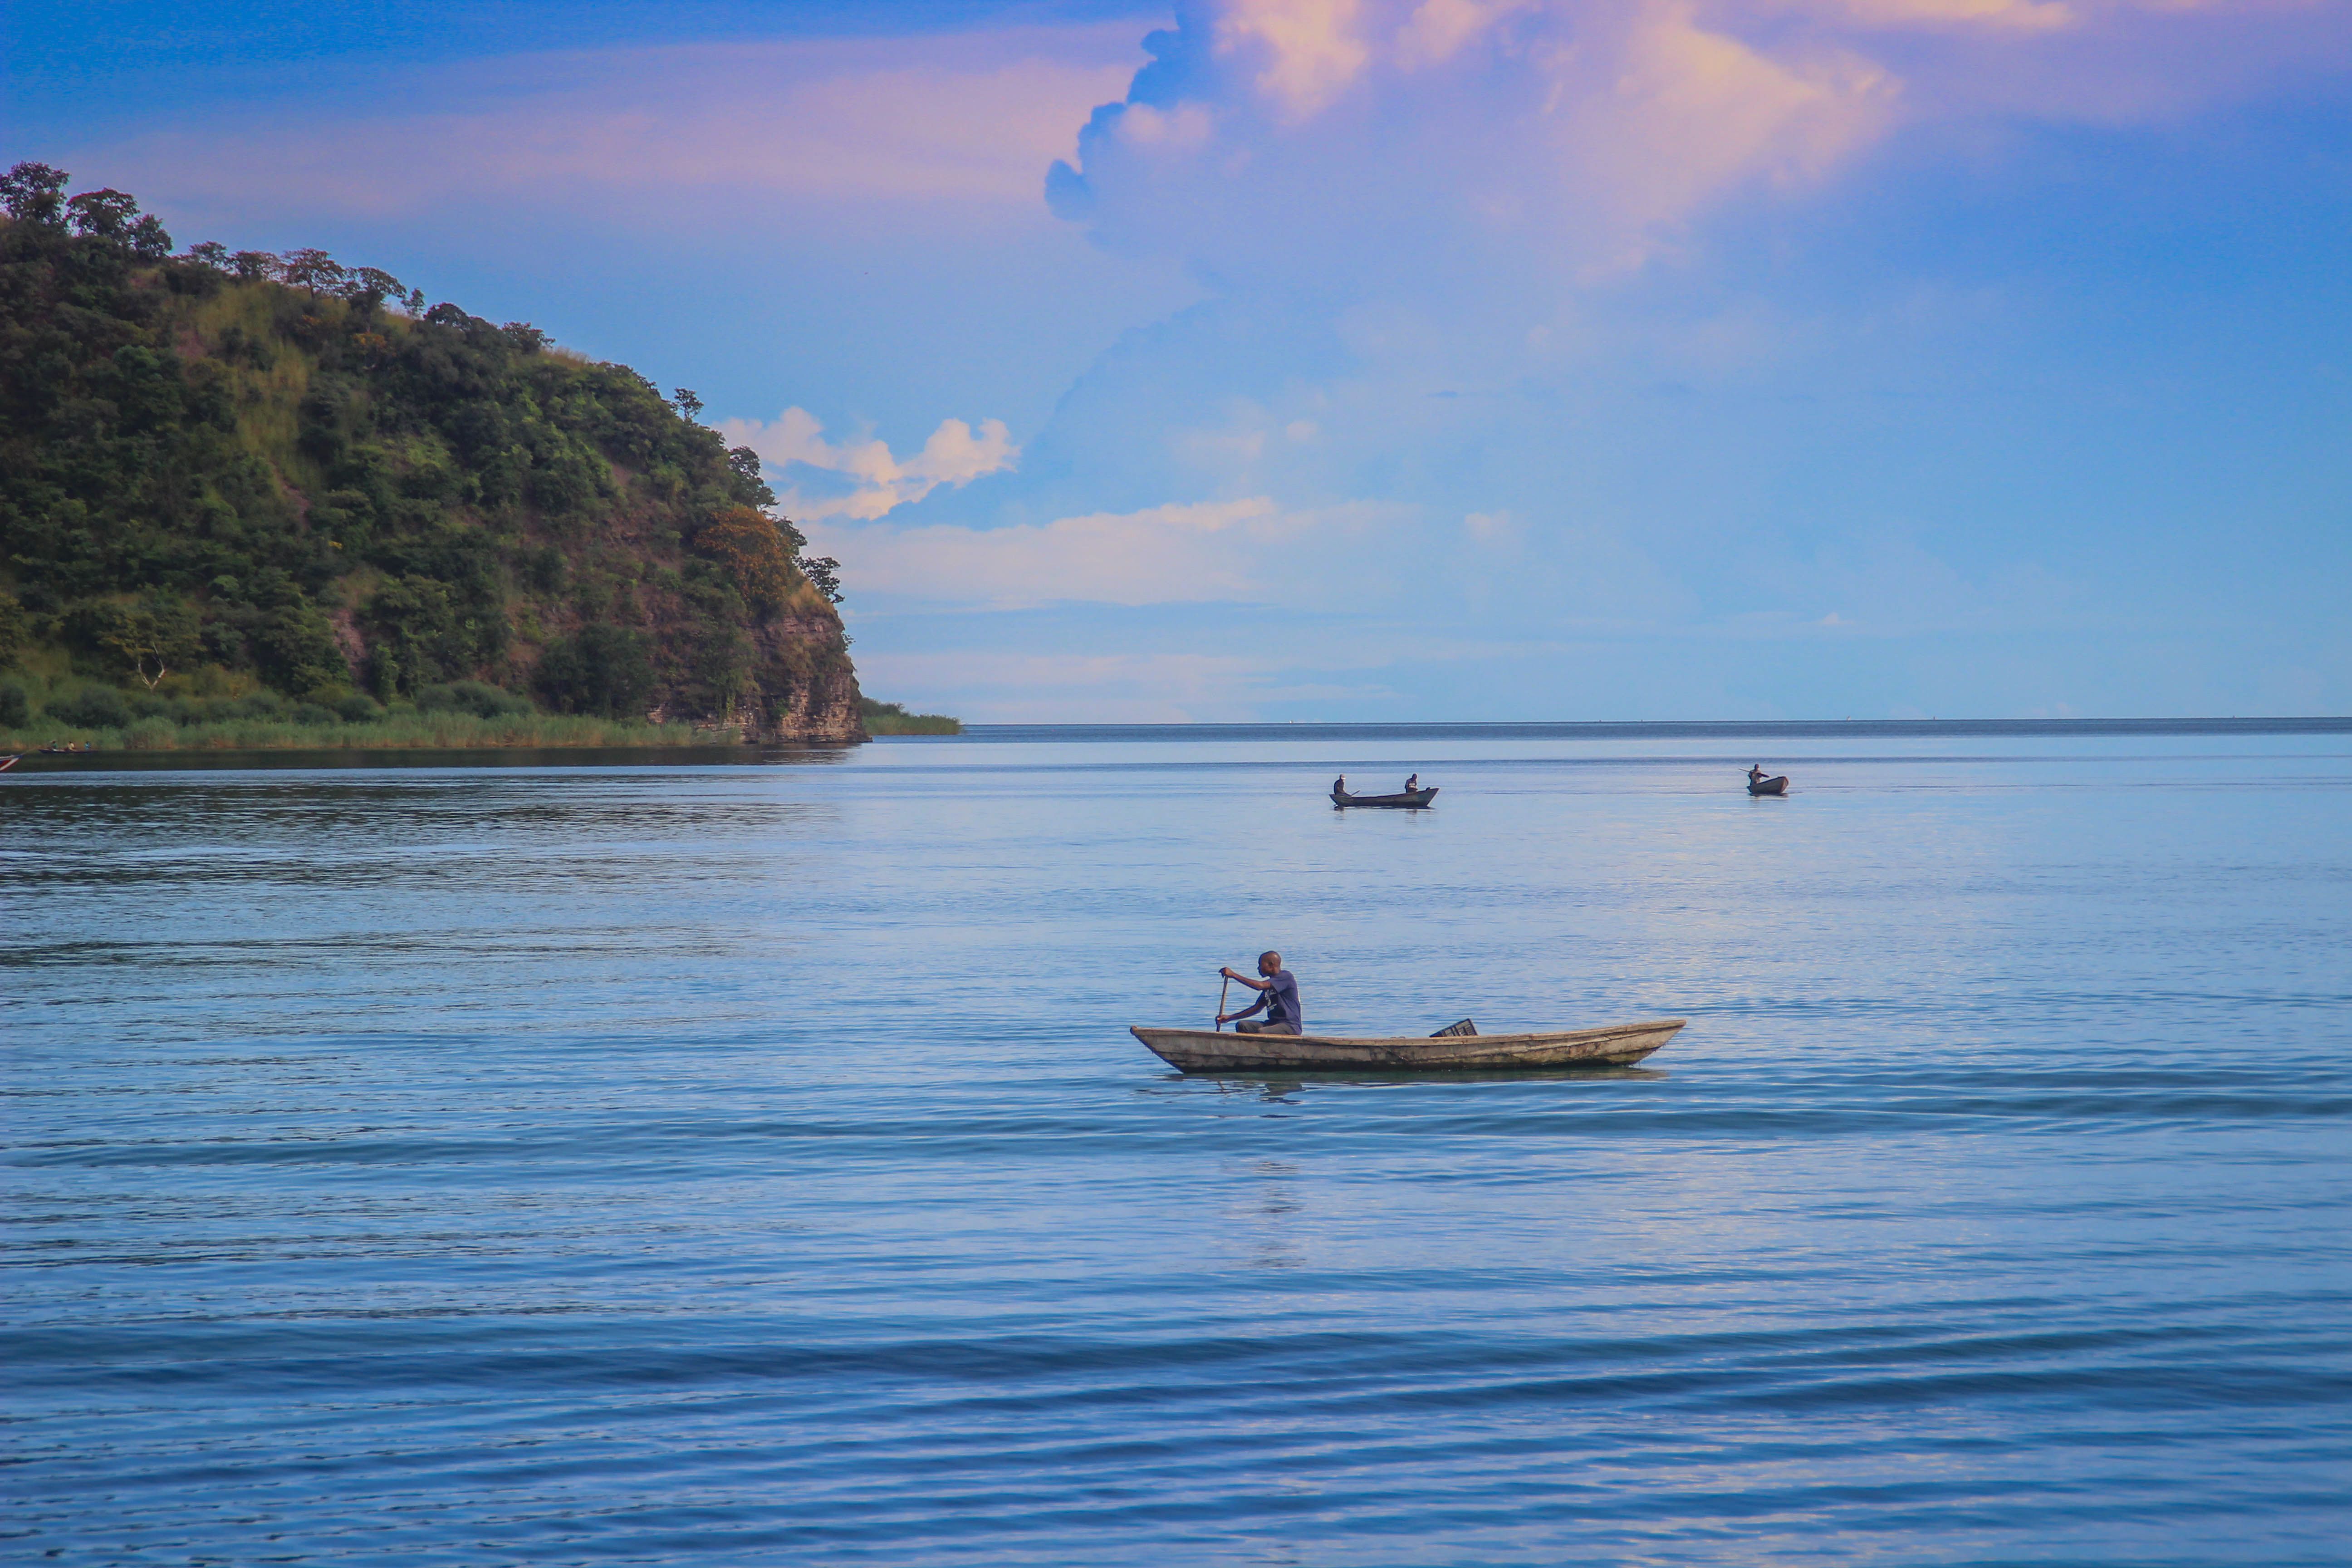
<box><xmin>6</xmin><ymin>712</ymin><xmax>735</xmax><ymax>752</ymax></box>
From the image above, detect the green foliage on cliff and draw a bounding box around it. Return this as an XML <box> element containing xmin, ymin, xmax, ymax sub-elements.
<box><xmin>0</xmin><ymin>163</ymin><xmax>862</xmax><ymax>742</ymax></box>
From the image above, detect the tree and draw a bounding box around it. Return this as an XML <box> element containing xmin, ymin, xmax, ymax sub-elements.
<box><xmin>66</xmin><ymin>188</ymin><xmax>141</xmax><ymax>239</ymax></box>
<box><xmin>229</xmin><ymin>250</ymin><xmax>279</xmax><ymax>281</ymax></box>
<box><xmin>799</xmin><ymin>555</ymin><xmax>843</xmax><ymax>605</ymax></box>
<box><xmin>673</xmin><ymin>388</ymin><xmax>703</xmax><ymax>420</ymax></box>
<box><xmin>278</xmin><ymin>247</ymin><xmax>348</xmax><ymax>293</ymax></box>
<box><xmin>537</xmin><ymin>624</ymin><xmax>653</xmax><ymax>718</ymax></box>
<box><xmin>183</xmin><ymin>240</ymin><xmax>229</xmax><ymax>270</ymax></box>
<box><xmin>129</xmin><ymin>215</ymin><xmax>172</xmax><ymax>259</ymax></box>
<box><xmin>696</xmin><ymin>506</ymin><xmax>801</xmax><ymax>615</ymax></box>
<box><xmin>344</xmin><ymin>266</ymin><xmax>407</xmax><ymax>308</ymax></box>
<box><xmin>98</xmin><ymin>597</ymin><xmax>202</xmax><ymax>690</ymax></box>
<box><xmin>0</xmin><ymin>161</ymin><xmax>68</xmax><ymax>225</ymax></box>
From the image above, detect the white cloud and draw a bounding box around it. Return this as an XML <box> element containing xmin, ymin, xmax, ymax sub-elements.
<box><xmin>718</xmin><ymin>408</ymin><xmax>1019</xmax><ymax>521</ymax></box>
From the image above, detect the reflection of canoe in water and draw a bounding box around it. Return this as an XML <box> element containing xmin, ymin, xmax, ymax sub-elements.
<box><xmin>1333</xmin><ymin>785</ymin><xmax>1438</xmax><ymax>808</ymax></box>
<box><xmin>1131</xmin><ymin>1019</ymin><xmax>1685</xmax><ymax>1073</ymax></box>
<box><xmin>1747</xmin><ymin>775</ymin><xmax>1789</xmax><ymax>796</ymax></box>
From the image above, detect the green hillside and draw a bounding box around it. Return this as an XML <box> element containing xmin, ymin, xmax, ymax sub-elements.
<box><xmin>0</xmin><ymin>162</ymin><xmax>875</xmax><ymax>748</ymax></box>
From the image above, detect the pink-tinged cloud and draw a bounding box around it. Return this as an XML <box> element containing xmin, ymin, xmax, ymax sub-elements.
<box><xmin>70</xmin><ymin>27</ymin><xmax>1142</xmax><ymax>222</ymax></box>
<box><xmin>717</xmin><ymin>408</ymin><xmax>1019</xmax><ymax>522</ymax></box>
<box><xmin>1050</xmin><ymin>0</ymin><xmax>2352</xmax><ymax>277</ymax></box>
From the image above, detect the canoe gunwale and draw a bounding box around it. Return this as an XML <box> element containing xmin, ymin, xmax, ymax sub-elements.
<box><xmin>1131</xmin><ymin>1018</ymin><xmax>1686</xmax><ymax>1073</ymax></box>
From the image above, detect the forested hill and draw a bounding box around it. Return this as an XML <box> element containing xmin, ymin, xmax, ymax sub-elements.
<box><xmin>0</xmin><ymin>163</ymin><xmax>865</xmax><ymax>743</ymax></box>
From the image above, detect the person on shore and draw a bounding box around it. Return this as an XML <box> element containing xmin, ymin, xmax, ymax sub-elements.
<box><xmin>1219</xmin><ymin>952</ymin><xmax>1302</xmax><ymax>1035</ymax></box>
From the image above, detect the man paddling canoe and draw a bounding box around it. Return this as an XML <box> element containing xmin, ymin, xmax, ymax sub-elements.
<box><xmin>1218</xmin><ymin>951</ymin><xmax>1303</xmax><ymax>1035</ymax></box>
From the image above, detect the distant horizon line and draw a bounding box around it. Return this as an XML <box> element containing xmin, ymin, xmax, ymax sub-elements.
<box><xmin>948</xmin><ymin>717</ymin><xmax>2352</xmax><ymax>738</ymax></box>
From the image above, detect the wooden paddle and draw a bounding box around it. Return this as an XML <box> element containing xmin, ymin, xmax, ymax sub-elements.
<box><xmin>1215</xmin><ymin>972</ymin><xmax>1230</xmax><ymax>1031</ymax></box>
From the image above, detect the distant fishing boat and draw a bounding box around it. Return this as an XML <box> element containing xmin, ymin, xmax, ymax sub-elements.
<box><xmin>1131</xmin><ymin>1018</ymin><xmax>1684</xmax><ymax>1073</ymax></box>
<box><xmin>1747</xmin><ymin>774</ymin><xmax>1788</xmax><ymax>796</ymax></box>
<box><xmin>1332</xmin><ymin>783</ymin><xmax>1438</xmax><ymax>808</ymax></box>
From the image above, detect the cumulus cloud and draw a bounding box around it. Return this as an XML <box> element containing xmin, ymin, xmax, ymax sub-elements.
<box><xmin>719</xmin><ymin>408</ymin><xmax>1019</xmax><ymax>521</ymax></box>
<box><xmin>1048</xmin><ymin>0</ymin><xmax>2347</xmax><ymax>279</ymax></box>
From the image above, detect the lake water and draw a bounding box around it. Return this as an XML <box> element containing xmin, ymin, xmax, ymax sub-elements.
<box><xmin>6</xmin><ymin>723</ymin><xmax>2350</xmax><ymax>1565</ymax></box>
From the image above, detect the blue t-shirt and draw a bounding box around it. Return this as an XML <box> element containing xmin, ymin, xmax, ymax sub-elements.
<box><xmin>1259</xmin><ymin>969</ymin><xmax>1300</xmax><ymax>1030</ymax></box>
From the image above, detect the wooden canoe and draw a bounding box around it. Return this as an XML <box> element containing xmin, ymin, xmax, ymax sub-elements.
<box><xmin>1332</xmin><ymin>785</ymin><xmax>1439</xmax><ymax>808</ymax></box>
<box><xmin>1131</xmin><ymin>1018</ymin><xmax>1685</xmax><ymax>1073</ymax></box>
<box><xmin>1747</xmin><ymin>775</ymin><xmax>1789</xmax><ymax>796</ymax></box>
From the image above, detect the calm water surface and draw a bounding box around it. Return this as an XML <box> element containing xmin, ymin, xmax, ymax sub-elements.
<box><xmin>6</xmin><ymin>726</ymin><xmax>2350</xmax><ymax>1564</ymax></box>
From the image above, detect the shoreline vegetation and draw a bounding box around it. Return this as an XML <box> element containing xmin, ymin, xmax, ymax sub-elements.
<box><xmin>0</xmin><ymin>672</ymin><xmax>960</xmax><ymax>752</ymax></box>
<box><xmin>860</xmin><ymin>699</ymin><xmax>961</xmax><ymax>736</ymax></box>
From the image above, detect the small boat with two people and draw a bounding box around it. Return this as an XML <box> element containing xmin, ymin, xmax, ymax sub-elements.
<box><xmin>1746</xmin><ymin>764</ymin><xmax>1789</xmax><ymax>796</ymax></box>
<box><xmin>1332</xmin><ymin>772</ymin><xmax>1438</xmax><ymax>809</ymax></box>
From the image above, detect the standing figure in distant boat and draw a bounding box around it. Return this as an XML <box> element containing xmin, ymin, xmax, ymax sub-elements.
<box><xmin>1218</xmin><ymin>951</ymin><xmax>1303</xmax><ymax>1036</ymax></box>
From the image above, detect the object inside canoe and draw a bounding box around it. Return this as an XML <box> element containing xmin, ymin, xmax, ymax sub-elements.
<box><xmin>1132</xmin><ymin>1018</ymin><xmax>1684</xmax><ymax>1073</ymax></box>
<box><xmin>1333</xmin><ymin>785</ymin><xmax>1439</xmax><ymax>808</ymax></box>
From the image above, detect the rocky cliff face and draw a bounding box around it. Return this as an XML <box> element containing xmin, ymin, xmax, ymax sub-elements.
<box><xmin>747</xmin><ymin>612</ymin><xmax>863</xmax><ymax>743</ymax></box>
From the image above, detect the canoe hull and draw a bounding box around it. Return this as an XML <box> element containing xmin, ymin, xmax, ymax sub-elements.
<box><xmin>1747</xmin><ymin>776</ymin><xmax>1789</xmax><ymax>796</ymax></box>
<box><xmin>1333</xmin><ymin>787</ymin><xmax>1439</xmax><ymax>808</ymax></box>
<box><xmin>1131</xmin><ymin>1018</ymin><xmax>1685</xmax><ymax>1073</ymax></box>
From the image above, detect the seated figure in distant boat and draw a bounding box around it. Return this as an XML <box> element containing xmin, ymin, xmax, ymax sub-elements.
<box><xmin>1405</xmin><ymin>773</ymin><xmax>1418</xmax><ymax>793</ymax></box>
<box><xmin>1219</xmin><ymin>951</ymin><xmax>1302</xmax><ymax>1036</ymax></box>
<box><xmin>1333</xmin><ymin>774</ymin><xmax>1347</xmax><ymax>797</ymax></box>
<box><xmin>1748</xmin><ymin>764</ymin><xmax>1768</xmax><ymax>786</ymax></box>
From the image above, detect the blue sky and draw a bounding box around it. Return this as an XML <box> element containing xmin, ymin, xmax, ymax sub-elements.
<box><xmin>9</xmin><ymin>0</ymin><xmax>2348</xmax><ymax>720</ymax></box>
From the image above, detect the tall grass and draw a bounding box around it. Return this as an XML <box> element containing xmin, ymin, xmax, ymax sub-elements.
<box><xmin>860</xmin><ymin>698</ymin><xmax>962</xmax><ymax>735</ymax></box>
<box><xmin>4</xmin><ymin>711</ymin><xmax>738</xmax><ymax>752</ymax></box>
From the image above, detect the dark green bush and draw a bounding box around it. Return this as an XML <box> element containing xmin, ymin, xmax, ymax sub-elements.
<box><xmin>291</xmin><ymin>701</ymin><xmax>340</xmax><ymax>725</ymax></box>
<box><xmin>49</xmin><ymin>685</ymin><xmax>132</xmax><ymax>730</ymax></box>
<box><xmin>416</xmin><ymin>679</ymin><xmax>531</xmax><ymax>719</ymax></box>
<box><xmin>332</xmin><ymin>692</ymin><xmax>386</xmax><ymax>721</ymax></box>
<box><xmin>536</xmin><ymin>626</ymin><xmax>652</xmax><ymax>718</ymax></box>
<box><xmin>0</xmin><ymin>680</ymin><xmax>29</xmax><ymax>728</ymax></box>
